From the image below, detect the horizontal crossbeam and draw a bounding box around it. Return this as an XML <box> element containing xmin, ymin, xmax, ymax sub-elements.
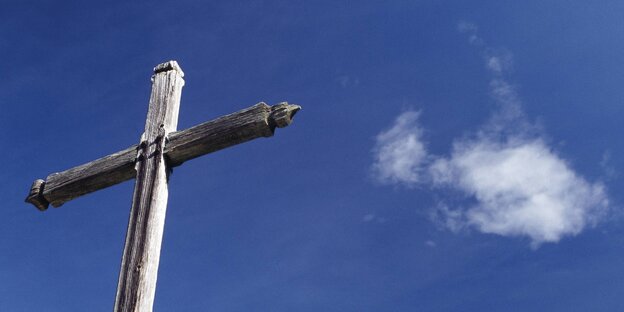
<box><xmin>26</xmin><ymin>102</ymin><xmax>300</xmax><ymax>210</ymax></box>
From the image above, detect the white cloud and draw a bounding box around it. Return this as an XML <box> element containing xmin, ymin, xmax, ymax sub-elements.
<box><xmin>457</xmin><ymin>21</ymin><xmax>483</xmax><ymax>46</ymax></box>
<box><xmin>489</xmin><ymin>78</ymin><xmax>519</xmax><ymax>106</ymax></box>
<box><xmin>335</xmin><ymin>75</ymin><xmax>360</xmax><ymax>88</ymax></box>
<box><xmin>362</xmin><ymin>213</ymin><xmax>376</xmax><ymax>222</ymax></box>
<box><xmin>600</xmin><ymin>150</ymin><xmax>618</xmax><ymax>180</ymax></box>
<box><xmin>435</xmin><ymin>37</ymin><xmax>608</xmax><ymax>246</ymax></box>
<box><xmin>372</xmin><ymin>111</ymin><xmax>427</xmax><ymax>185</ymax></box>
<box><xmin>428</xmin><ymin>26</ymin><xmax>611</xmax><ymax>246</ymax></box>
<box><xmin>362</xmin><ymin>213</ymin><xmax>388</xmax><ymax>224</ymax></box>
<box><xmin>369</xmin><ymin>22</ymin><xmax>611</xmax><ymax>247</ymax></box>
<box><xmin>429</xmin><ymin>202</ymin><xmax>466</xmax><ymax>232</ymax></box>
<box><xmin>485</xmin><ymin>49</ymin><xmax>513</xmax><ymax>74</ymax></box>
<box><xmin>431</xmin><ymin>138</ymin><xmax>608</xmax><ymax>247</ymax></box>
<box><xmin>457</xmin><ymin>21</ymin><xmax>478</xmax><ymax>34</ymax></box>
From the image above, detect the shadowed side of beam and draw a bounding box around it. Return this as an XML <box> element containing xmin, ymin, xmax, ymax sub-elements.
<box><xmin>26</xmin><ymin>102</ymin><xmax>301</xmax><ymax>210</ymax></box>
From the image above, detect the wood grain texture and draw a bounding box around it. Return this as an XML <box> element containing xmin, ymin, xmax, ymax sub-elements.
<box><xmin>165</xmin><ymin>101</ymin><xmax>301</xmax><ymax>166</ymax></box>
<box><xmin>23</xmin><ymin>60</ymin><xmax>303</xmax><ymax>312</ymax></box>
<box><xmin>27</xmin><ymin>102</ymin><xmax>300</xmax><ymax>209</ymax></box>
<box><xmin>42</xmin><ymin>146</ymin><xmax>137</xmax><ymax>207</ymax></box>
<box><xmin>114</xmin><ymin>60</ymin><xmax>184</xmax><ymax>312</ymax></box>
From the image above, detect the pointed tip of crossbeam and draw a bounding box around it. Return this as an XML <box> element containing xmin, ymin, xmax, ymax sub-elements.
<box><xmin>25</xmin><ymin>179</ymin><xmax>50</xmax><ymax>211</ymax></box>
<box><xmin>269</xmin><ymin>102</ymin><xmax>301</xmax><ymax>128</ymax></box>
<box><xmin>153</xmin><ymin>60</ymin><xmax>184</xmax><ymax>77</ymax></box>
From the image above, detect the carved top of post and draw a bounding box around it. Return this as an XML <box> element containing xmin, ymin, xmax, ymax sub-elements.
<box><xmin>153</xmin><ymin>60</ymin><xmax>184</xmax><ymax>77</ymax></box>
<box><xmin>147</xmin><ymin>61</ymin><xmax>184</xmax><ymax>135</ymax></box>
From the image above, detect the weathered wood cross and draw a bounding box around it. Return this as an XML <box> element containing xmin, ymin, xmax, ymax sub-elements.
<box><xmin>25</xmin><ymin>61</ymin><xmax>300</xmax><ymax>311</ymax></box>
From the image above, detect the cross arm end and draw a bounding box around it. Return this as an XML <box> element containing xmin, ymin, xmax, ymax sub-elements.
<box><xmin>25</xmin><ymin>179</ymin><xmax>49</xmax><ymax>211</ymax></box>
<box><xmin>269</xmin><ymin>102</ymin><xmax>301</xmax><ymax>129</ymax></box>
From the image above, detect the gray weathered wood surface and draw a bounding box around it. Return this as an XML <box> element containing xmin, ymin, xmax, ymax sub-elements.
<box><xmin>26</xmin><ymin>101</ymin><xmax>300</xmax><ymax>210</ymax></box>
<box><xmin>24</xmin><ymin>59</ymin><xmax>302</xmax><ymax>312</ymax></box>
<box><xmin>114</xmin><ymin>61</ymin><xmax>183</xmax><ymax>312</ymax></box>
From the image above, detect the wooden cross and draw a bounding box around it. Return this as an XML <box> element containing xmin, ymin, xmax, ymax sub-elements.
<box><xmin>25</xmin><ymin>61</ymin><xmax>300</xmax><ymax>311</ymax></box>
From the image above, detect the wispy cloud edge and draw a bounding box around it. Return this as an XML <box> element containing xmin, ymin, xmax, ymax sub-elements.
<box><xmin>370</xmin><ymin>22</ymin><xmax>610</xmax><ymax>247</ymax></box>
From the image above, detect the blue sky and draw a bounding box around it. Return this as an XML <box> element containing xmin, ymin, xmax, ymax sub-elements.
<box><xmin>2</xmin><ymin>1</ymin><xmax>624</xmax><ymax>311</ymax></box>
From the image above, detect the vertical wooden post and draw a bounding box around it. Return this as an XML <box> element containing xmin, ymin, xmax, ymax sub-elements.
<box><xmin>114</xmin><ymin>61</ymin><xmax>184</xmax><ymax>312</ymax></box>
